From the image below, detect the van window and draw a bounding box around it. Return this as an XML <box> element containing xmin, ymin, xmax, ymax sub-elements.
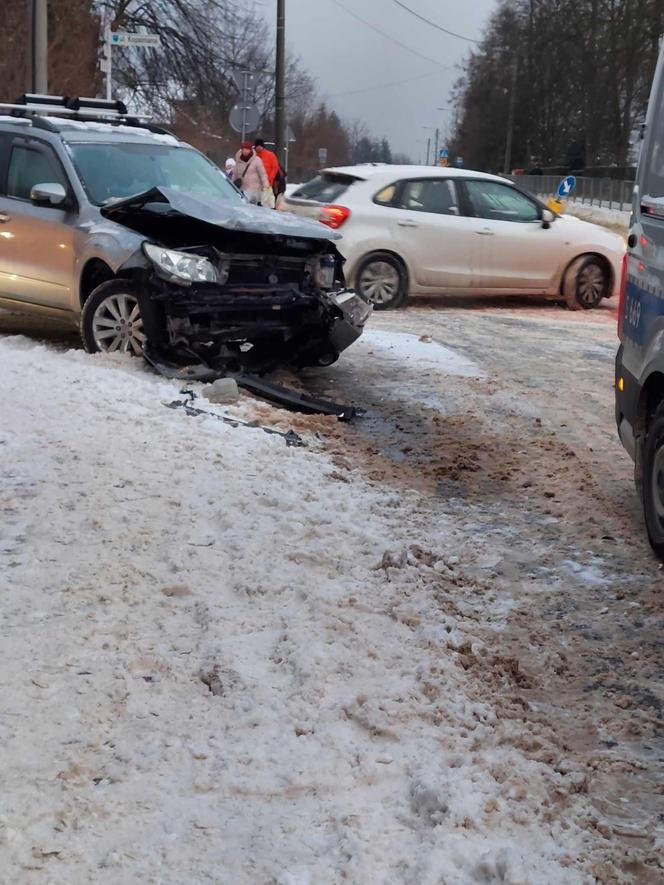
<box><xmin>642</xmin><ymin>76</ymin><xmax>664</xmax><ymax>200</ymax></box>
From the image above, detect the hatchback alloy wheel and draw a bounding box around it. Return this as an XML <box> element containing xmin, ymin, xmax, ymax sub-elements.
<box><xmin>359</xmin><ymin>260</ymin><xmax>401</xmax><ymax>305</ymax></box>
<box><xmin>563</xmin><ymin>255</ymin><xmax>609</xmax><ymax>310</ymax></box>
<box><xmin>577</xmin><ymin>262</ymin><xmax>607</xmax><ymax>308</ymax></box>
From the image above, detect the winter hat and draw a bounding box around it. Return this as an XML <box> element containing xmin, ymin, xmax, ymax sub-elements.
<box><xmin>225</xmin><ymin>157</ymin><xmax>236</xmax><ymax>170</ymax></box>
<box><xmin>241</xmin><ymin>141</ymin><xmax>252</xmax><ymax>151</ymax></box>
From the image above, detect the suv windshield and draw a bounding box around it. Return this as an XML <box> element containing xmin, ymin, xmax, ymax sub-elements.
<box><xmin>67</xmin><ymin>142</ymin><xmax>240</xmax><ymax>206</ymax></box>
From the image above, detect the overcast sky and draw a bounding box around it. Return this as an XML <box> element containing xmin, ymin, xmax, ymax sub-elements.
<box><xmin>258</xmin><ymin>0</ymin><xmax>498</xmax><ymax>159</ymax></box>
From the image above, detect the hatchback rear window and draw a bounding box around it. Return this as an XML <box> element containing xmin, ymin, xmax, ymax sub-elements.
<box><xmin>292</xmin><ymin>173</ymin><xmax>359</xmax><ymax>203</ymax></box>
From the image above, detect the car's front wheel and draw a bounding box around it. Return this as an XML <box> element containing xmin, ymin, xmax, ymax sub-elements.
<box><xmin>355</xmin><ymin>252</ymin><xmax>407</xmax><ymax>310</ymax></box>
<box><xmin>642</xmin><ymin>401</ymin><xmax>664</xmax><ymax>560</ymax></box>
<box><xmin>81</xmin><ymin>280</ymin><xmax>146</xmax><ymax>355</ymax></box>
<box><xmin>563</xmin><ymin>255</ymin><xmax>610</xmax><ymax>310</ymax></box>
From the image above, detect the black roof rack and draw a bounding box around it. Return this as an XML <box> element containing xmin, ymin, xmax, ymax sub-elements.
<box><xmin>0</xmin><ymin>94</ymin><xmax>175</xmax><ymax>138</ymax></box>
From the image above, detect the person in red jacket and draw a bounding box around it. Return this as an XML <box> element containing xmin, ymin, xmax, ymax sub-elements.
<box><xmin>253</xmin><ymin>139</ymin><xmax>279</xmax><ymax>208</ymax></box>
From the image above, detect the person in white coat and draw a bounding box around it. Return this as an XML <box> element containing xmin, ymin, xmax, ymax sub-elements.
<box><xmin>233</xmin><ymin>141</ymin><xmax>269</xmax><ymax>204</ymax></box>
<box><xmin>224</xmin><ymin>157</ymin><xmax>236</xmax><ymax>180</ymax></box>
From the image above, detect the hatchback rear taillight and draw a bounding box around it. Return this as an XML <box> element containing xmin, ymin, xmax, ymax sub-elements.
<box><xmin>320</xmin><ymin>205</ymin><xmax>351</xmax><ymax>229</ymax></box>
<box><xmin>617</xmin><ymin>252</ymin><xmax>629</xmax><ymax>340</ymax></box>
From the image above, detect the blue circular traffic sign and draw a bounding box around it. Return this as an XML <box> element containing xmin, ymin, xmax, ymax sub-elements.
<box><xmin>557</xmin><ymin>176</ymin><xmax>576</xmax><ymax>198</ymax></box>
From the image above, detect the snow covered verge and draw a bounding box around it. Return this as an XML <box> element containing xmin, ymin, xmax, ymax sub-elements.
<box><xmin>0</xmin><ymin>334</ymin><xmax>618</xmax><ymax>883</ymax></box>
<box><xmin>564</xmin><ymin>202</ymin><xmax>630</xmax><ymax>236</ymax></box>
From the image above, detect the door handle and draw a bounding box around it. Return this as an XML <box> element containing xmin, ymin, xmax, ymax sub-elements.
<box><xmin>475</xmin><ymin>228</ymin><xmax>494</xmax><ymax>236</ymax></box>
<box><xmin>0</xmin><ymin>212</ymin><xmax>11</xmax><ymax>224</ymax></box>
<box><xmin>397</xmin><ymin>220</ymin><xmax>418</xmax><ymax>228</ymax></box>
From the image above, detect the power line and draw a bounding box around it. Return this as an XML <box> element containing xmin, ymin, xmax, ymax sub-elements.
<box><xmin>327</xmin><ymin>0</ymin><xmax>450</xmax><ymax>69</ymax></box>
<box><xmin>330</xmin><ymin>68</ymin><xmax>445</xmax><ymax>98</ymax></box>
<box><xmin>391</xmin><ymin>0</ymin><xmax>479</xmax><ymax>44</ymax></box>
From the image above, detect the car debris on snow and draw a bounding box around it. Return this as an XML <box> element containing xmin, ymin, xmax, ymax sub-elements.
<box><xmin>201</xmin><ymin>377</ymin><xmax>240</xmax><ymax>404</ymax></box>
<box><xmin>164</xmin><ymin>390</ymin><xmax>306</xmax><ymax>447</ymax></box>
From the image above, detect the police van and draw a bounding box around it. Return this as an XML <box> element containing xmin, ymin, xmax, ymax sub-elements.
<box><xmin>616</xmin><ymin>46</ymin><xmax>664</xmax><ymax>557</ymax></box>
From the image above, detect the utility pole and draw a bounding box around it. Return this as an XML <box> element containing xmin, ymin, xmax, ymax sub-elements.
<box><xmin>434</xmin><ymin>127</ymin><xmax>439</xmax><ymax>166</ymax></box>
<box><xmin>104</xmin><ymin>26</ymin><xmax>113</xmax><ymax>100</ymax></box>
<box><xmin>503</xmin><ymin>56</ymin><xmax>518</xmax><ymax>175</ymax></box>
<box><xmin>33</xmin><ymin>0</ymin><xmax>48</xmax><ymax>94</ymax></box>
<box><xmin>241</xmin><ymin>72</ymin><xmax>250</xmax><ymax>142</ymax></box>
<box><xmin>275</xmin><ymin>0</ymin><xmax>286</xmax><ymax>162</ymax></box>
<box><xmin>425</xmin><ymin>137</ymin><xmax>431</xmax><ymax>166</ymax></box>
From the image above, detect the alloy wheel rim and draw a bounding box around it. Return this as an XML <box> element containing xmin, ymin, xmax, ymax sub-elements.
<box><xmin>92</xmin><ymin>293</ymin><xmax>145</xmax><ymax>355</ymax></box>
<box><xmin>360</xmin><ymin>261</ymin><xmax>400</xmax><ymax>304</ymax></box>
<box><xmin>577</xmin><ymin>263</ymin><xmax>605</xmax><ymax>306</ymax></box>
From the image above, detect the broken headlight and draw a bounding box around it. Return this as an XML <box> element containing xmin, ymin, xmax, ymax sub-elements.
<box><xmin>316</xmin><ymin>255</ymin><xmax>336</xmax><ymax>290</ymax></box>
<box><xmin>144</xmin><ymin>243</ymin><xmax>218</xmax><ymax>285</ymax></box>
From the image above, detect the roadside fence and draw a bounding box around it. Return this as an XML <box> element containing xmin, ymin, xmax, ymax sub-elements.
<box><xmin>510</xmin><ymin>175</ymin><xmax>633</xmax><ymax>213</ymax></box>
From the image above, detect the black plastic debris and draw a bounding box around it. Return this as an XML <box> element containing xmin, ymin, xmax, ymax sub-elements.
<box><xmin>234</xmin><ymin>375</ymin><xmax>359</xmax><ymax>421</ymax></box>
<box><xmin>164</xmin><ymin>391</ymin><xmax>305</xmax><ymax>448</ymax></box>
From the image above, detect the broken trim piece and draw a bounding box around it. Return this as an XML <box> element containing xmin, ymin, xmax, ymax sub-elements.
<box><xmin>234</xmin><ymin>375</ymin><xmax>359</xmax><ymax>422</ymax></box>
<box><xmin>164</xmin><ymin>392</ymin><xmax>306</xmax><ymax>447</ymax></box>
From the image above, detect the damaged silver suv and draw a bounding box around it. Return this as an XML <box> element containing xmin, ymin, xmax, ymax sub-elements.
<box><xmin>0</xmin><ymin>96</ymin><xmax>370</xmax><ymax>373</ymax></box>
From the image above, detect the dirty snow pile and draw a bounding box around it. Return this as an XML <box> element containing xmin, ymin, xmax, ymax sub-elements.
<box><xmin>0</xmin><ymin>335</ymin><xmax>602</xmax><ymax>883</ymax></box>
<box><xmin>564</xmin><ymin>201</ymin><xmax>630</xmax><ymax>235</ymax></box>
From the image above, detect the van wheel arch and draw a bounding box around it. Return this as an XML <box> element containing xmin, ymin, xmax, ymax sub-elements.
<box><xmin>633</xmin><ymin>372</ymin><xmax>664</xmax><ymax>496</ymax></box>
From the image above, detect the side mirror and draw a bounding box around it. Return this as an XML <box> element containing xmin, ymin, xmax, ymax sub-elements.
<box><xmin>541</xmin><ymin>208</ymin><xmax>556</xmax><ymax>229</ymax></box>
<box><xmin>30</xmin><ymin>182</ymin><xmax>67</xmax><ymax>206</ymax></box>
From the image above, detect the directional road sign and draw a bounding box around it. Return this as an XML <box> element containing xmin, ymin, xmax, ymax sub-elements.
<box><xmin>557</xmin><ymin>175</ymin><xmax>576</xmax><ymax>198</ymax></box>
<box><xmin>110</xmin><ymin>31</ymin><xmax>161</xmax><ymax>48</ymax></box>
<box><xmin>105</xmin><ymin>31</ymin><xmax>161</xmax><ymax>100</ymax></box>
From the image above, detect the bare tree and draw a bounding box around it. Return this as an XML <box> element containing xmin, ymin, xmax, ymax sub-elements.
<box><xmin>0</xmin><ymin>0</ymin><xmax>100</xmax><ymax>101</ymax></box>
<box><xmin>451</xmin><ymin>0</ymin><xmax>664</xmax><ymax>172</ymax></box>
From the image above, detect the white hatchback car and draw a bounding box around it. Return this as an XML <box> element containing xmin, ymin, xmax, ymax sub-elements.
<box><xmin>284</xmin><ymin>165</ymin><xmax>625</xmax><ymax>310</ymax></box>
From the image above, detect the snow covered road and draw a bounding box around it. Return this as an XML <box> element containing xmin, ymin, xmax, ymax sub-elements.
<box><xmin>0</xmin><ymin>300</ymin><xmax>661</xmax><ymax>883</ymax></box>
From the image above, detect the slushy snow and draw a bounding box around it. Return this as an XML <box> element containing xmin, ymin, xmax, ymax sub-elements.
<box><xmin>0</xmin><ymin>334</ymin><xmax>606</xmax><ymax>883</ymax></box>
<box><xmin>357</xmin><ymin>329</ymin><xmax>485</xmax><ymax>378</ymax></box>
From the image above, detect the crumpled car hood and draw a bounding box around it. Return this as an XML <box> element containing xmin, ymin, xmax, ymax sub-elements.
<box><xmin>100</xmin><ymin>186</ymin><xmax>340</xmax><ymax>241</ymax></box>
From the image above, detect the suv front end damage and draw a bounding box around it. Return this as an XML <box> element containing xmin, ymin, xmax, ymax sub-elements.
<box><xmin>102</xmin><ymin>187</ymin><xmax>371</xmax><ymax>372</ymax></box>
